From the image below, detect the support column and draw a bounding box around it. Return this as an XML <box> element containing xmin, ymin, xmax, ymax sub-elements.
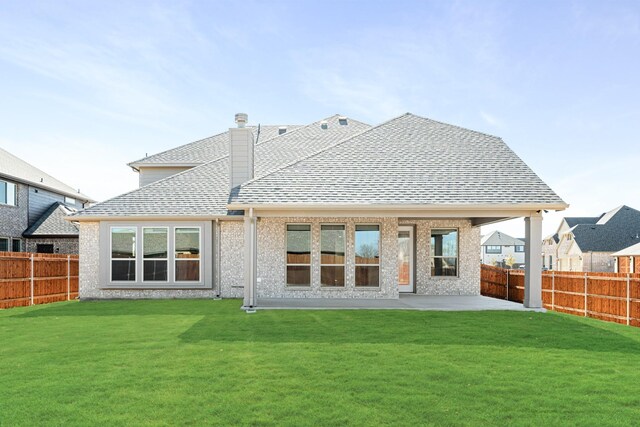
<box><xmin>242</xmin><ymin>209</ymin><xmax>257</xmax><ymax>309</ymax></box>
<box><xmin>524</xmin><ymin>213</ymin><xmax>543</xmax><ymax>308</ymax></box>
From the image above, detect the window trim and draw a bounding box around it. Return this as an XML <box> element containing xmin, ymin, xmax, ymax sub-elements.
<box><xmin>285</xmin><ymin>223</ymin><xmax>312</xmax><ymax>287</ymax></box>
<box><xmin>174</xmin><ymin>226</ymin><xmax>202</xmax><ymax>283</ymax></box>
<box><xmin>320</xmin><ymin>223</ymin><xmax>346</xmax><ymax>288</ymax></box>
<box><xmin>430</xmin><ymin>228</ymin><xmax>459</xmax><ymax>278</ymax></box>
<box><xmin>0</xmin><ymin>179</ymin><xmax>17</xmax><ymax>207</ymax></box>
<box><xmin>110</xmin><ymin>226</ymin><xmax>138</xmax><ymax>283</ymax></box>
<box><xmin>485</xmin><ymin>245</ymin><xmax>502</xmax><ymax>254</ymax></box>
<box><xmin>354</xmin><ymin>223</ymin><xmax>381</xmax><ymax>288</ymax></box>
<box><xmin>142</xmin><ymin>226</ymin><xmax>169</xmax><ymax>283</ymax></box>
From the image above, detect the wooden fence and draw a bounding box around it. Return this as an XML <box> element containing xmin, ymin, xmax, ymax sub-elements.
<box><xmin>481</xmin><ymin>264</ymin><xmax>640</xmax><ymax>327</ymax></box>
<box><xmin>0</xmin><ymin>252</ymin><xmax>79</xmax><ymax>309</ymax></box>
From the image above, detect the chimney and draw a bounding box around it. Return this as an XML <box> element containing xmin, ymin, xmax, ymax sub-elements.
<box><xmin>229</xmin><ymin>113</ymin><xmax>254</xmax><ymax>191</ymax></box>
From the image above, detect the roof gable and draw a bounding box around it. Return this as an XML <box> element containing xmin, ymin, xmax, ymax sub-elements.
<box><xmin>23</xmin><ymin>202</ymin><xmax>79</xmax><ymax>237</ymax></box>
<box><xmin>481</xmin><ymin>231</ymin><xmax>524</xmax><ymax>246</ymax></box>
<box><xmin>230</xmin><ymin>113</ymin><xmax>566</xmax><ymax>208</ymax></box>
<box><xmin>571</xmin><ymin>205</ymin><xmax>640</xmax><ymax>252</ymax></box>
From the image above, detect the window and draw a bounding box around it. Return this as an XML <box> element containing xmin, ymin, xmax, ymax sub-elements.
<box><xmin>0</xmin><ymin>237</ymin><xmax>8</xmax><ymax>252</ymax></box>
<box><xmin>321</xmin><ymin>224</ymin><xmax>345</xmax><ymax>287</ymax></box>
<box><xmin>175</xmin><ymin>228</ymin><xmax>201</xmax><ymax>281</ymax></box>
<box><xmin>355</xmin><ymin>225</ymin><xmax>380</xmax><ymax>287</ymax></box>
<box><xmin>37</xmin><ymin>244</ymin><xmax>54</xmax><ymax>254</ymax></box>
<box><xmin>111</xmin><ymin>227</ymin><xmax>136</xmax><ymax>281</ymax></box>
<box><xmin>0</xmin><ymin>180</ymin><xmax>17</xmax><ymax>206</ymax></box>
<box><xmin>515</xmin><ymin>245</ymin><xmax>524</xmax><ymax>252</ymax></box>
<box><xmin>64</xmin><ymin>196</ymin><xmax>76</xmax><ymax>206</ymax></box>
<box><xmin>485</xmin><ymin>245</ymin><xmax>501</xmax><ymax>254</ymax></box>
<box><xmin>549</xmin><ymin>255</ymin><xmax>553</xmax><ymax>269</ymax></box>
<box><xmin>11</xmin><ymin>239</ymin><xmax>21</xmax><ymax>252</ymax></box>
<box><xmin>286</xmin><ymin>224</ymin><xmax>311</xmax><ymax>286</ymax></box>
<box><xmin>431</xmin><ymin>229</ymin><xmax>458</xmax><ymax>276</ymax></box>
<box><xmin>143</xmin><ymin>227</ymin><xmax>168</xmax><ymax>282</ymax></box>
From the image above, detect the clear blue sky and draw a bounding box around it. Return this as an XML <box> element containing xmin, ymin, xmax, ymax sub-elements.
<box><xmin>1</xmin><ymin>0</ymin><xmax>638</xmax><ymax>237</ymax></box>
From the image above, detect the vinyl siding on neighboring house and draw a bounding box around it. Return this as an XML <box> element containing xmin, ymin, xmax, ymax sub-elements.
<box><xmin>28</xmin><ymin>186</ymin><xmax>83</xmax><ymax>226</ymax></box>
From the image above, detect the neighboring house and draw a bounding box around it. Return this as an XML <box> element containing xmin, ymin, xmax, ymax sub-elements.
<box><xmin>612</xmin><ymin>242</ymin><xmax>640</xmax><ymax>273</ymax></box>
<box><xmin>541</xmin><ymin>216</ymin><xmax>600</xmax><ymax>270</ymax></box>
<box><xmin>72</xmin><ymin>113</ymin><xmax>567</xmax><ymax>309</ymax></box>
<box><xmin>550</xmin><ymin>206</ymin><xmax>640</xmax><ymax>272</ymax></box>
<box><xmin>0</xmin><ymin>148</ymin><xmax>94</xmax><ymax>254</ymax></box>
<box><xmin>480</xmin><ymin>231</ymin><xmax>525</xmax><ymax>268</ymax></box>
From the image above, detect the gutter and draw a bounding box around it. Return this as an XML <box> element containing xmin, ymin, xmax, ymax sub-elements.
<box><xmin>226</xmin><ymin>202</ymin><xmax>570</xmax><ymax>212</ymax></box>
<box><xmin>65</xmin><ymin>215</ymin><xmax>244</xmax><ymax>222</ymax></box>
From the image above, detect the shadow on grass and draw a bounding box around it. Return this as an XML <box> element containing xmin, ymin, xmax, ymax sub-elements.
<box><xmin>9</xmin><ymin>299</ymin><xmax>640</xmax><ymax>354</ymax></box>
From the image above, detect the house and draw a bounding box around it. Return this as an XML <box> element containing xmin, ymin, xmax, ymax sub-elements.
<box><xmin>480</xmin><ymin>231</ymin><xmax>525</xmax><ymax>268</ymax></box>
<box><xmin>71</xmin><ymin>113</ymin><xmax>567</xmax><ymax>309</ymax></box>
<box><xmin>549</xmin><ymin>206</ymin><xmax>640</xmax><ymax>272</ymax></box>
<box><xmin>0</xmin><ymin>148</ymin><xmax>94</xmax><ymax>254</ymax></box>
<box><xmin>612</xmin><ymin>242</ymin><xmax>640</xmax><ymax>273</ymax></box>
<box><xmin>542</xmin><ymin>216</ymin><xmax>601</xmax><ymax>270</ymax></box>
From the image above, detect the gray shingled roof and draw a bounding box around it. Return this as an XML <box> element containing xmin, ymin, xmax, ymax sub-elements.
<box><xmin>230</xmin><ymin>113</ymin><xmax>567</xmax><ymax>207</ymax></box>
<box><xmin>128</xmin><ymin>125</ymin><xmax>300</xmax><ymax>167</ymax></box>
<box><xmin>23</xmin><ymin>202</ymin><xmax>79</xmax><ymax>236</ymax></box>
<box><xmin>612</xmin><ymin>241</ymin><xmax>640</xmax><ymax>257</ymax></box>
<box><xmin>481</xmin><ymin>231</ymin><xmax>524</xmax><ymax>246</ymax></box>
<box><xmin>565</xmin><ymin>217</ymin><xmax>600</xmax><ymax>228</ymax></box>
<box><xmin>76</xmin><ymin>115</ymin><xmax>370</xmax><ymax>217</ymax></box>
<box><xmin>571</xmin><ymin>205</ymin><xmax>640</xmax><ymax>252</ymax></box>
<box><xmin>0</xmin><ymin>147</ymin><xmax>94</xmax><ymax>202</ymax></box>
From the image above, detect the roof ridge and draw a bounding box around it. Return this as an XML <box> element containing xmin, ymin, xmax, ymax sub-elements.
<box><xmin>234</xmin><ymin>112</ymin><xmax>409</xmax><ymax>190</ymax></box>
<box><xmin>404</xmin><ymin>112</ymin><xmax>503</xmax><ymax>140</ymax></box>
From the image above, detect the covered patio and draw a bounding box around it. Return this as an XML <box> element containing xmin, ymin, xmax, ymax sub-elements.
<box><xmin>255</xmin><ymin>294</ymin><xmax>544</xmax><ymax>312</ymax></box>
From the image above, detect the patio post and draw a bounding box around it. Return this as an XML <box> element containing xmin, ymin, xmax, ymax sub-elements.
<box><xmin>243</xmin><ymin>208</ymin><xmax>257</xmax><ymax>310</ymax></box>
<box><xmin>524</xmin><ymin>212</ymin><xmax>543</xmax><ymax>308</ymax></box>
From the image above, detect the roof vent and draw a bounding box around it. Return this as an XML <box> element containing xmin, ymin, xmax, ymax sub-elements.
<box><xmin>235</xmin><ymin>113</ymin><xmax>248</xmax><ymax>128</ymax></box>
<box><xmin>278</xmin><ymin>126</ymin><xmax>287</xmax><ymax>135</ymax></box>
<box><xmin>320</xmin><ymin>120</ymin><xmax>328</xmax><ymax>129</ymax></box>
<box><xmin>338</xmin><ymin>116</ymin><xmax>348</xmax><ymax>125</ymax></box>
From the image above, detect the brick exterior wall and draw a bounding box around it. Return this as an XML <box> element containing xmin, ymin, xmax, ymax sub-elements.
<box><xmin>24</xmin><ymin>238</ymin><xmax>78</xmax><ymax>254</ymax></box>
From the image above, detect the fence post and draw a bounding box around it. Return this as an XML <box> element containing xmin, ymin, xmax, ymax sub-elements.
<box><xmin>506</xmin><ymin>269</ymin><xmax>509</xmax><ymax>301</ymax></box>
<box><xmin>584</xmin><ymin>273</ymin><xmax>588</xmax><ymax>317</ymax></box>
<box><xmin>551</xmin><ymin>270</ymin><xmax>555</xmax><ymax>311</ymax></box>
<box><xmin>627</xmin><ymin>274</ymin><xmax>631</xmax><ymax>326</ymax></box>
<box><xmin>30</xmin><ymin>255</ymin><xmax>34</xmax><ymax>306</ymax></box>
<box><xmin>67</xmin><ymin>255</ymin><xmax>71</xmax><ymax>301</ymax></box>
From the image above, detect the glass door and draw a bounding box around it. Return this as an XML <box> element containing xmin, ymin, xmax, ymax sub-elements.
<box><xmin>398</xmin><ymin>226</ymin><xmax>414</xmax><ymax>293</ymax></box>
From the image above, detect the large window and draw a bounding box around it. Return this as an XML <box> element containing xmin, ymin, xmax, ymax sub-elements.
<box><xmin>175</xmin><ymin>228</ymin><xmax>201</xmax><ymax>282</ymax></box>
<box><xmin>485</xmin><ymin>245</ymin><xmax>501</xmax><ymax>254</ymax></box>
<box><xmin>11</xmin><ymin>239</ymin><xmax>21</xmax><ymax>252</ymax></box>
<box><xmin>143</xmin><ymin>227</ymin><xmax>168</xmax><ymax>282</ymax></box>
<box><xmin>515</xmin><ymin>245</ymin><xmax>524</xmax><ymax>252</ymax></box>
<box><xmin>0</xmin><ymin>237</ymin><xmax>8</xmax><ymax>252</ymax></box>
<box><xmin>431</xmin><ymin>229</ymin><xmax>458</xmax><ymax>276</ymax></box>
<box><xmin>0</xmin><ymin>180</ymin><xmax>16</xmax><ymax>206</ymax></box>
<box><xmin>355</xmin><ymin>225</ymin><xmax>380</xmax><ymax>287</ymax></box>
<box><xmin>111</xmin><ymin>227</ymin><xmax>136</xmax><ymax>281</ymax></box>
<box><xmin>321</xmin><ymin>224</ymin><xmax>345</xmax><ymax>287</ymax></box>
<box><xmin>286</xmin><ymin>224</ymin><xmax>311</xmax><ymax>286</ymax></box>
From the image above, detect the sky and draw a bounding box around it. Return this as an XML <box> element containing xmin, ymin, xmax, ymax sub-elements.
<box><xmin>0</xmin><ymin>0</ymin><xmax>639</xmax><ymax>238</ymax></box>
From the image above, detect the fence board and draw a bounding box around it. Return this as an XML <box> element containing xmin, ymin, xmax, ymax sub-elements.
<box><xmin>0</xmin><ymin>252</ymin><xmax>79</xmax><ymax>309</ymax></box>
<box><xmin>480</xmin><ymin>264</ymin><xmax>640</xmax><ymax>328</ymax></box>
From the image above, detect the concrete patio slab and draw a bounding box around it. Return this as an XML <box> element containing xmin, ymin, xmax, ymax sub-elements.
<box><xmin>254</xmin><ymin>295</ymin><xmax>544</xmax><ymax>312</ymax></box>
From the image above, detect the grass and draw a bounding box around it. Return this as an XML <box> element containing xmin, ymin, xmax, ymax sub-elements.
<box><xmin>1</xmin><ymin>300</ymin><xmax>639</xmax><ymax>426</ymax></box>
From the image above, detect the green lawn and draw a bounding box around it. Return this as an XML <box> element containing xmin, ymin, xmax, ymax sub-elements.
<box><xmin>1</xmin><ymin>301</ymin><xmax>639</xmax><ymax>426</ymax></box>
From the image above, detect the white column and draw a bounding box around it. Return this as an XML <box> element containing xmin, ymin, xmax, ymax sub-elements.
<box><xmin>524</xmin><ymin>213</ymin><xmax>543</xmax><ymax>308</ymax></box>
<box><xmin>242</xmin><ymin>209</ymin><xmax>257</xmax><ymax>309</ymax></box>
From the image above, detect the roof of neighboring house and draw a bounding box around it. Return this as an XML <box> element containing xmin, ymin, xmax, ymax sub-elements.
<box><xmin>23</xmin><ymin>202</ymin><xmax>79</xmax><ymax>237</ymax></box>
<box><xmin>570</xmin><ymin>205</ymin><xmax>640</xmax><ymax>252</ymax></box>
<box><xmin>564</xmin><ymin>216</ymin><xmax>600</xmax><ymax>228</ymax></box>
<box><xmin>75</xmin><ymin>115</ymin><xmax>371</xmax><ymax>217</ymax></box>
<box><xmin>481</xmin><ymin>231</ymin><xmax>525</xmax><ymax>246</ymax></box>
<box><xmin>0</xmin><ymin>147</ymin><xmax>94</xmax><ymax>202</ymax></box>
<box><xmin>612</xmin><ymin>241</ymin><xmax>640</xmax><ymax>257</ymax></box>
<box><xmin>544</xmin><ymin>233</ymin><xmax>559</xmax><ymax>244</ymax></box>
<box><xmin>230</xmin><ymin>113</ymin><xmax>566</xmax><ymax>208</ymax></box>
<box><xmin>127</xmin><ymin>125</ymin><xmax>301</xmax><ymax>168</ymax></box>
